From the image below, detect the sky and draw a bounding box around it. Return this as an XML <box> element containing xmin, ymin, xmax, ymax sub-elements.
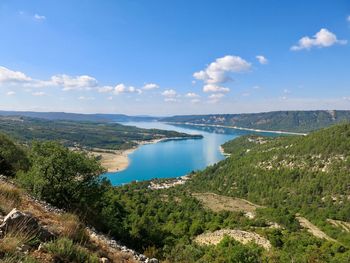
<box><xmin>0</xmin><ymin>0</ymin><xmax>350</xmax><ymax>116</ymax></box>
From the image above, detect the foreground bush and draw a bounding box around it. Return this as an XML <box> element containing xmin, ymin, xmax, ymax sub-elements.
<box><xmin>0</xmin><ymin>133</ymin><xmax>29</xmax><ymax>177</ymax></box>
<box><xmin>16</xmin><ymin>141</ymin><xmax>106</xmax><ymax>211</ymax></box>
<box><xmin>43</xmin><ymin>238</ymin><xmax>99</xmax><ymax>263</ymax></box>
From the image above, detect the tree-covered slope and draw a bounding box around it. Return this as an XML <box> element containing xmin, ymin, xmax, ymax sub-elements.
<box><xmin>0</xmin><ymin>110</ymin><xmax>158</xmax><ymax>122</ymax></box>
<box><xmin>2</xmin><ymin>123</ymin><xmax>350</xmax><ymax>262</ymax></box>
<box><xmin>186</xmin><ymin>123</ymin><xmax>350</xmax><ymax>234</ymax></box>
<box><xmin>0</xmin><ymin>116</ymin><xmax>202</xmax><ymax>150</ymax></box>
<box><xmin>161</xmin><ymin>110</ymin><xmax>350</xmax><ymax>133</ymax></box>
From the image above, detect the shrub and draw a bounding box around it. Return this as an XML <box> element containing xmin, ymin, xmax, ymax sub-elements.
<box><xmin>0</xmin><ymin>221</ymin><xmax>38</xmax><ymax>258</ymax></box>
<box><xmin>43</xmin><ymin>238</ymin><xmax>99</xmax><ymax>263</ymax></box>
<box><xmin>57</xmin><ymin>213</ymin><xmax>89</xmax><ymax>243</ymax></box>
<box><xmin>0</xmin><ymin>133</ymin><xmax>29</xmax><ymax>177</ymax></box>
<box><xmin>16</xmin><ymin>141</ymin><xmax>105</xmax><ymax>211</ymax></box>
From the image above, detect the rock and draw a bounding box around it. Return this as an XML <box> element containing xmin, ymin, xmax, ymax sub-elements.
<box><xmin>0</xmin><ymin>208</ymin><xmax>55</xmax><ymax>242</ymax></box>
<box><xmin>149</xmin><ymin>258</ymin><xmax>159</xmax><ymax>263</ymax></box>
<box><xmin>16</xmin><ymin>244</ymin><xmax>32</xmax><ymax>253</ymax></box>
<box><xmin>138</xmin><ymin>254</ymin><xmax>146</xmax><ymax>261</ymax></box>
<box><xmin>99</xmin><ymin>257</ymin><xmax>110</xmax><ymax>263</ymax></box>
<box><xmin>37</xmin><ymin>243</ymin><xmax>44</xmax><ymax>252</ymax></box>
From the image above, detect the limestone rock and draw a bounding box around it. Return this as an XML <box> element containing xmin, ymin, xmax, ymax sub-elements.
<box><xmin>0</xmin><ymin>208</ymin><xmax>55</xmax><ymax>242</ymax></box>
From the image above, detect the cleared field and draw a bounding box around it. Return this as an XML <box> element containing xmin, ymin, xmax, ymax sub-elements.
<box><xmin>195</xmin><ymin>229</ymin><xmax>271</xmax><ymax>250</ymax></box>
<box><xmin>192</xmin><ymin>192</ymin><xmax>263</xmax><ymax>218</ymax></box>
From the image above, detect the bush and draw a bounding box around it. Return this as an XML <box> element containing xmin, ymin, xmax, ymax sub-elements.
<box><xmin>57</xmin><ymin>213</ymin><xmax>89</xmax><ymax>243</ymax></box>
<box><xmin>43</xmin><ymin>238</ymin><xmax>99</xmax><ymax>263</ymax></box>
<box><xmin>0</xmin><ymin>133</ymin><xmax>29</xmax><ymax>177</ymax></box>
<box><xmin>16</xmin><ymin>141</ymin><xmax>105</xmax><ymax>211</ymax></box>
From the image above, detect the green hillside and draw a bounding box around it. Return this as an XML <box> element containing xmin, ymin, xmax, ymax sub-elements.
<box><xmin>0</xmin><ymin>116</ymin><xmax>202</xmax><ymax>150</ymax></box>
<box><xmin>1</xmin><ymin>123</ymin><xmax>350</xmax><ymax>262</ymax></box>
<box><xmin>161</xmin><ymin>110</ymin><xmax>350</xmax><ymax>133</ymax></box>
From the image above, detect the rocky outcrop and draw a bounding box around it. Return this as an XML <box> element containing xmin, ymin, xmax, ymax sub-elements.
<box><xmin>0</xmin><ymin>208</ymin><xmax>55</xmax><ymax>242</ymax></box>
<box><xmin>87</xmin><ymin>227</ymin><xmax>158</xmax><ymax>263</ymax></box>
<box><xmin>0</xmin><ymin>176</ymin><xmax>158</xmax><ymax>263</ymax></box>
<box><xmin>195</xmin><ymin>229</ymin><xmax>272</xmax><ymax>250</ymax></box>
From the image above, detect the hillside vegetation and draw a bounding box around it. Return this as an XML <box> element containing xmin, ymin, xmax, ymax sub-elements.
<box><xmin>1</xmin><ymin>123</ymin><xmax>350</xmax><ymax>262</ymax></box>
<box><xmin>0</xmin><ymin>116</ymin><xmax>201</xmax><ymax>150</ymax></box>
<box><xmin>161</xmin><ymin>110</ymin><xmax>350</xmax><ymax>133</ymax></box>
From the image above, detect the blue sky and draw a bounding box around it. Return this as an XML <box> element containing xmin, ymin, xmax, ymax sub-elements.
<box><xmin>0</xmin><ymin>0</ymin><xmax>349</xmax><ymax>115</ymax></box>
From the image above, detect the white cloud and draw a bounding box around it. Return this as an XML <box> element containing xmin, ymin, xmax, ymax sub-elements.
<box><xmin>114</xmin><ymin>83</ymin><xmax>142</xmax><ymax>95</ymax></box>
<box><xmin>34</xmin><ymin>14</ymin><xmax>46</xmax><ymax>21</ymax></box>
<box><xmin>203</xmin><ymin>84</ymin><xmax>230</xmax><ymax>93</ymax></box>
<box><xmin>52</xmin><ymin>74</ymin><xmax>98</xmax><ymax>91</ymax></box>
<box><xmin>32</xmin><ymin>91</ymin><xmax>46</xmax><ymax>96</ymax></box>
<box><xmin>142</xmin><ymin>83</ymin><xmax>159</xmax><ymax>90</ymax></box>
<box><xmin>256</xmin><ymin>55</ymin><xmax>268</xmax><ymax>64</ymax></box>
<box><xmin>193</xmin><ymin>55</ymin><xmax>251</xmax><ymax>85</ymax></box>
<box><xmin>347</xmin><ymin>15</ymin><xmax>350</xmax><ymax>22</ymax></box>
<box><xmin>194</xmin><ymin>55</ymin><xmax>250</xmax><ymax>96</ymax></box>
<box><xmin>185</xmin><ymin>92</ymin><xmax>199</xmax><ymax>98</ymax></box>
<box><xmin>98</xmin><ymin>86</ymin><xmax>114</xmax><ymax>93</ymax></box>
<box><xmin>283</xmin><ymin>89</ymin><xmax>291</xmax><ymax>94</ymax></box>
<box><xmin>78</xmin><ymin>96</ymin><xmax>95</xmax><ymax>101</ymax></box>
<box><xmin>252</xmin><ymin>85</ymin><xmax>261</xmax><ymax>90</ymax></box>
<box><xmin>0</xmin><ymin>66</ymin><xmax>100</xmax><ymax>92</ymax></box>
<box><xmin>242</xmin><ymin>92</ymin><xmax>251</xmax><ymax>97</ymax></box>
<box><xmin>0</xmin><ymin>66</ymin><xmax>32</xmax><ymax>83</ymax></box>
<box><xmin>162</xmin><ymin>89</ymin><xmax>177</xmax><ymax>97</ymax></box>
<box><xmin>6</xmin><ymin>91</ymin><xmax>15</xmax><ymax>96</ymax></box>
<box><xmin>107</xmin><ymin>96</ymin><xmax>113</xmax><ymax>100</ymax></box>
<box><xmin>291</xmin><ymin>28</ymin><xmax>347</xmax><ymax>51</ymax></box>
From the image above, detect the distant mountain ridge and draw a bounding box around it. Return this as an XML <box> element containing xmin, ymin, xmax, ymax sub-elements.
<box><xmin>161</xmin><ymin>110</ymin><xmax>350</xmax><ymax>133</ymax></box>
<box><xmin>0</xmin><ymin>110</ymin><xmax>158</xmax><ymax>122</ymax></box>
<box><xmin>2</xmin><ymin>110</ymin><xmax>350</xmax><ymax>133</ymax></box>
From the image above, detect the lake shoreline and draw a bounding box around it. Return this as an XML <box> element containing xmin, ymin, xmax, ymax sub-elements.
<box><xmin>164</xmin><ymin>122</ymin><xmax>308</xmax><ymax>136</ymax></box>
<box><xmin>93</xmin><ymin>136</ymin><xmax>203</xmax><ymax>173</ymax></box>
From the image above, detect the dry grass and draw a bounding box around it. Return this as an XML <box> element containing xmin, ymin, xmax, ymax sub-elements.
<box><xmin>54</xmin><ymin>213</ymin><xmax>88</xmax><ymax>243</ymax></box>
<box><xmin>0</xmin><ymin>219</ymin><xmax>38</xmax><ymax>257</ymax></box>
<box><xmin>192</xmin><ymin>192</ymin><xmax>263</xmax><ymax>217</ymax></box>
<box><xmin>0</xmin><ymin>180</ymin><xmax>138</xmax><ymax>263</ymax></box>
<box><xmin>87</xmin><ymin>230</ymin><xmax>138</xmax><ymax>263</ymax></box>
<box><xmin>0</xmin><ymin>183</ymin><xmax>22</xmax><ymax>214</ymax></box>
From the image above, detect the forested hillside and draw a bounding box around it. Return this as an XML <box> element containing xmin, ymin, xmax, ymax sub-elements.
<box><xmin>0</xmin><ymin>110</ymin><xmax>157</xmax><ymax>122</ymax></box>
<box><xmin>1</xmin><ymin>124</ymin><xmax>350</xmax><ymax>262</ymax></box>
<box><xmin>161</xmin><ymin>110</ymin><xmax>350</xmax><ymax>133</ymax></box>
<box><xmin>0</xmin><ymin>116</ymin><xmax>201</xmax><ymax>150</ymax></box>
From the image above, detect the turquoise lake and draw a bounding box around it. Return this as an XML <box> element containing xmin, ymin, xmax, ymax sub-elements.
<box><xmin>105</xmin><ymin>122</ymin><xmax>277</xmax><ymax>185</ymax></box>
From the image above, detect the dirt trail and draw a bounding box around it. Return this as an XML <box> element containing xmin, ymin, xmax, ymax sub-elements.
<box><xmin>296</xmin><ymin>216</ymin><xmax>336</xmax><ymax>242</ymax></box>
<box><xmin>195</xmin><ymin>229</ymin><xmax>271</xmax><ymax>250</ymax></box>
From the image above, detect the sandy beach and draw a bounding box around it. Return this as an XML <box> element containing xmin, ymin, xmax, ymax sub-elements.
<box><xmin>88</xmin><ymin>137</ymin><xmax>171</xmax><ymax>173</ymax></box>
<box><xmin>88</xmin><ymin>148</ymin><xmax>136</xmax><ymax>173</ymax></box>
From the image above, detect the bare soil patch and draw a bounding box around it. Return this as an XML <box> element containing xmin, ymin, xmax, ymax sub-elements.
<box><xmin>195</xmin><ymin>229</ymin><xmax>271</xmax><ymax>250</ymax></box>
<box><xmin>327</xmin><ymin>219</ymin><xmax>350</xmax><ymax>233</ymax></box>
<box><xmin>296</xmin><ymin>216</ymin><xmax>336</xmax><ymax>242</ymax></box>
<box><xmin>192</xmin><ymin>192</ymin><xmax>263</xmax><ymax>218</ymax></box>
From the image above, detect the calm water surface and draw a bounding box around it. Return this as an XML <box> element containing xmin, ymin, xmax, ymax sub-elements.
<box><xmin>105</xmin><ymin>122</ymin><xmax>276</xmax><ymax>185</ymax></box>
